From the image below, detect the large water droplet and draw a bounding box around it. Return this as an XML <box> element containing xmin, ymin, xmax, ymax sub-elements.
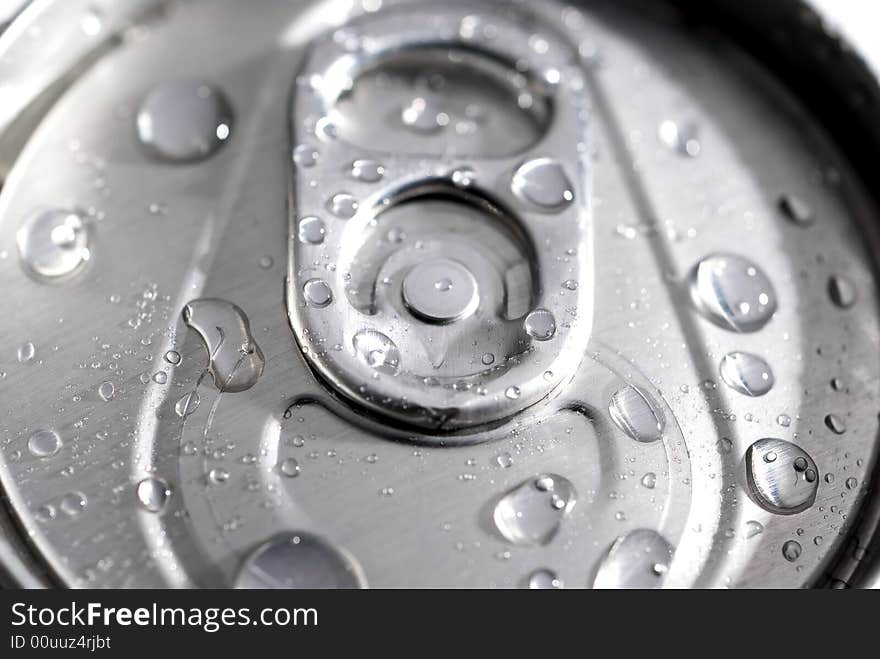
<box><xmin>608</xmin><ymin>385</ymin><xmax>664</xmax><ymax>443</ymax></box>
<box><xmin>303</xmin><ymin>278</ymin><xmax>333</xmax><ymax>308</ymax></box>
<box><xmin>593</xmin><ymin>529</ymin><xmax>674</xmax><ymax>589</ymax></box>
<box><xmin>719</xmin><ymin>351</ymin><xmax>774</xmax><ymax>397</ymax></box>
<box><xmin>27</xmin><ymin>429</ymin><xmax>61</xmax><ymax>458</ymax></box>
<box><xmin>353</xmin><ymin>330</ymin><xmax>401</xmax><ymax>375</ymax></box>
<box><xmin>136</xmin><ymin>477</ymin><xmax>171</xmax><ymax>513</ymax></box>
<box><xmin>60</xmin><ymin>491</ymin><xmax>87</xmax><ymax>516</ymax></box>
<box><xmin>493</xmin><ymin>474</ymin><xmax>577</xmax><ymax>546</ymax></box>
<box><xmin>528</xmin><ymin>568</ymin><xmax>563</xmax><ymax>589</ymax></box>
<box><xmin>782</xmin><ymin>540</ymin><xmax>802</xmax><ymax>562</ymax></box>
<box><xmin>136</xmin><ymin>81</ymin><xmax>233</xmax><ymax>162</ymax></box>
<box><xmin>327</xmin><ymin>192</ymin><xmax>359</xmax><ymax>219</ymax></box>
<box><xmin>824</xmin><ymin>413</ymin><xmax>846</xmax><ymax>435</ymax></box>
<box><xmin>523</xmin><ymin>308</ymin><xmax>556</xmax><ymax>341</ymax></box>
<box><xmin>182</xmin><ymin>299</ymin><xmax>265</xmax><ymax>392</ymax></box>
<box><xmin>175</xmin><ymin>391</ymin><xmax>200</xmax><ymax>418</ymax></box>
<box><xmin>298</xmin><ymin>216</ymin><xmax>326</xmax><ymax>245</ymax></box>
<box><xmin>98</xmin><ymin>381</ymin><xmax>115</xmax><ymax>402</ymax></box>
<box><xmin>778</xmin><ymin>194</ymin><xmax>814</xmax><ymax>226</ymax></box>
<box><xmin>234</xmin><ymin>532</ymin><xmax>366</xmax><ymax>588</ymax></box>
<box><xmin>689</xmin><ymin>253</ymin><xmax>777</xmax><ymax>332</ymax></box>
<box><xmin>828</xmin><ymin>275</ymin><xmax>857</xmax><ymax>309</ymax></box>
<box><xmin>511</xmin><ymin>158</ymin><xmax>574</xmax><ymax>210</ymax></box>
<box><xmin>16</xmin><ymin>209</ymin><xmax>90</xmax><ymax>280</ymax></box>
<box><xmin>292</xmin><ymin>144</ymin><xmax>319</xmax><ymax>168</ymax></box>
<box><xmin>746</xmin><ymin>438</ymin><xmax>818</xmax><ymax>515</ymax></box>
<box><xmin>17</xmin><ymin>341</ymin><xmax>35</xmax><ymax>363</ymax></box>
<box><xmin>350</xmin><ymin>159</ymin><xmax>385</xmax><ymax>183</ymax></box>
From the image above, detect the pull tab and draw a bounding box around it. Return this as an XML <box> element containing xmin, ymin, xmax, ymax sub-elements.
<box><xmin>286</xmin><ymin>5</ymin><xmax>592</xmax><ymax>434</ymax></box>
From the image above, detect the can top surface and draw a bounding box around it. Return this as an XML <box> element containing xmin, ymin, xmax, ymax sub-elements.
<box><xmin>0</xmin><ymin>0</ymin><xmax>878</xmax><ymax>588</ymax></box>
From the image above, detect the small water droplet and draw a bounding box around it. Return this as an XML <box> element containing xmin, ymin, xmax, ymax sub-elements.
<box><xmin>136</xmin><ymin>477</ymin><xmax>171</xmax><ymax>513</ymax></box>
<box><xmin>641</xmin><ymin>472</ymin><xmax>657</xmax><ymax>489</ymax></box>
<box><xmin>505</xmin><ymin>386</ymin><xmax>521</xmax><ymax>400</ymax></box>
<box><xmin>608</xmin><ymin>385</ymin><xmax>664</xmax><ymax>443</ymax></box>
<box><xmin>689</xmin><ymin>253</ymin><xmax>777</xmax><ymax>332</ymax></box>
<box><xmin>493</xmin><ymin>474</ymin><xmax>576</xmax><ymax>546</ymax></box>
<box><xmin>208</xmin><ymin>468</ymin><xmax>229</xmax><ymax>484</ymax></box>
<box><xmin>719</xmin><ymin>351</ymin><xmax>774</xmax><ymax>397</ymax></box>
<box><xmin>234</xmin><ymin>532</ymin><xmax>365</xmax><ymax>588</ymax></box>
<box><xmin>494</xmin><ymin>452</ymin><xmax>513</xmax><ymax>468</ymax></box>
<box><xmin>164</xmin><ymin>350</ymin><xmax>181</xmax><ymax>365</ymax></box>
<box><xmin>27</xmin><ymin>429</ymin><xmax>61</xmax><ymax>458</ymax></box>
<box><xmin>562</xmin><ymin>279</ymin><xmax>579</xmax><ymax>291</ymax></box>
<box><xmin>845</xmin><ymin>476</ymin><xmax>858</xmax><ymax>490</ymax></box>
<box><xmin>136</xmin><ymin>81</ymin><xmax>233</xmax><ymax>162</ymax></box>
<box><xmin>511</xmin><ymin>158</ymin><xmax>574</xmax><ymax>210</ymax></box>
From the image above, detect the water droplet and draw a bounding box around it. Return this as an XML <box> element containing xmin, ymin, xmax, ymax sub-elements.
<box><xmin>658</xmin><ymin>119</ymin><xmax>701</xmax><ymax>157</ymax></box>
<box><xmin>328</xmin><ymin>193</ymin><xmax>359</xmax><ymax>219</ymax></box>
<box><xmin>524</xmin><ymin>308</ymin><xmax>556</xmax><ymax>341</ymax></box>
<box><xmin>350</xmin><ymin>159</ymin><xmax>385</xmax><ymax>183</ymax></box>
<box><xmin>60</xmin><ymin>491</ymin><xmax>87</xmax><ymax>516</ymax></box>
<box><xmin>845</xmin><ymin>476</ymin><xmax>858</xmax><ymax>490</ymax></box>
<box><xmin>689</xmin><ymin>253</ymin><xmax>777</xmax><ymax>332</ymax></box>
<box><xmin>208</xmin><ymin>468</ymin><xmax>229</xmax><ymax>484</ymax></box>
<box><xmin>182</xmin><ymin>298</ymin><xmax>265</xmax><ymax>392</ymax></box>
<box><xmin>824</xmin><ymin>413</ymin><xmax>846</xmax><ymax>435</ymax></box>
<box><xmin>279</xmin><ymin>458</ymin><xmax>301</xmax><ymax>477</ymax></box>
<box><xmin>303</xmin><ymin>278</ymin><xmax>333</xmax><ymax>308</ymax></box>
<box><xmin>608</xmin><ymin>385</ymin><xmax>664</xmax><ymax>443</ymax></box>
<box><xmin>528</xmin><ymin>568</ymin><xmax>563</xmax><ymax>589</ymax></box>
<box><xmin>494</xmin><ymin>452</ymin><xmax>513</xmax><ymax>468</ymax></box>
<box><xmin>593</xmin><ymin>529</ymin><xmax>674</xmax><ymax>589</ymax></box>
<box><xmin>493</xmin><ymin>474</ymin><xmax>576</xmax><ymax>546</ymax></box>
<box><xmin>98</xmin><ymin>381</ymin><xmax>115</xmax><ymax>402</ymax></box>
<box><xmin>828</xmin><ymin>275</ymin><xmax>857</xmax><ymax>309</ymax></box>
<box><xmin>292</xmin><ymin>144</ymin><xmax>319</xmax><ymax>168</ymax></box>
<box><xmin>782</xmin><ymin>540</ymin><xmax>802</xmax><ymax>562</ymax></box>
<box><xmin>746</xmin><ymin>438</ymin><xmax>818</xmax><ymax>514</ymax></box>
<box><xmin>777</xmin><ymin>414</ymin><xmax>792</xmax><ymax>428</ymax></box>
<box><xmin>505</xmin><ymin>386</ymin><xmax>521</xmax><ymax>400</ymax></box>
<box><xmin>641</xmin><ymin>472</ymin><xmax>657</xmax><ymax>489</ymax></box>
<box><xmin>17</xmin><ymin>341</ymin><xmax>35</xmax><ymax>363</ymax></box>
<box><xmin>352</xmin><ymin>330</ymin><xmax>401</xmax><ymax>375</ymax></box>
<box><xmin>136</xmin><ymin>81</ymin><xmax>233</xmax><ymax>162</ymax></box>
<box><xmin>234</xmin><ymin>532</ymin><xmax>365</xmax><ymax>588</ymax></box>
<box><xmin>511</xmin><ymin>158</ymin><xmax>574</xmax><ymax>210</ymax></box>
<box><xmin>298</xmin><ymin>216</ymin><xmax>326</xmax><ymax>245</ymax></box>
<box><xmin>136</xmin><ymin>477</ymin><xmax>171</xmax><ymax>513</ymax></box>
<box><xmin>745</xmin><ymin>520</ymin><xmax>764</xmax><ymax>539</ymax></box>
<box><xmin>481</xmin><ymin>353</ymin><xmax>495</xmax><ymax>366</ymax></box>
<box><xmin>562</xmin><ymin>279</ymin><xmax>579</xmax><ymax>291</ymax></box>
<box><xmin>164</xmin><ymin>350</ymin><xmax>181</xmax><ymax>365</ymax></box>
<box><xmin>174</xmin><ymin>391</ymin><xmax>200</xmax><ymax>418</ymax></box>
<box><xmin>719</xmin><ymin>351</ymin><xmax>774</xmax><ymax>397</ymax></box>
<box><xmin>17</xmin><ymin>209</ymin><xmax>91</xmax><ymax>280</ymax></box>
<box><xmin>778</xmin><ymin>194</ymin><xmax>814</xmax><ymax>226</ymax></box>
<box><xmin>27</xmin><ymin>429</ymin><xmax>61</xmax><ymax>458</ymax></box>
<box><xmin>152</xmin><ymin>371</ymin><xmax>167</xmax><ymax>384</ymax></box>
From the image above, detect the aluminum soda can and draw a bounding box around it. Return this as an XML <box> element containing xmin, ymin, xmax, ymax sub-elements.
<box><xmin>0</xmin><ymin>0</ymin><xmax>879</xmax><ymax>589</ymax></box>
